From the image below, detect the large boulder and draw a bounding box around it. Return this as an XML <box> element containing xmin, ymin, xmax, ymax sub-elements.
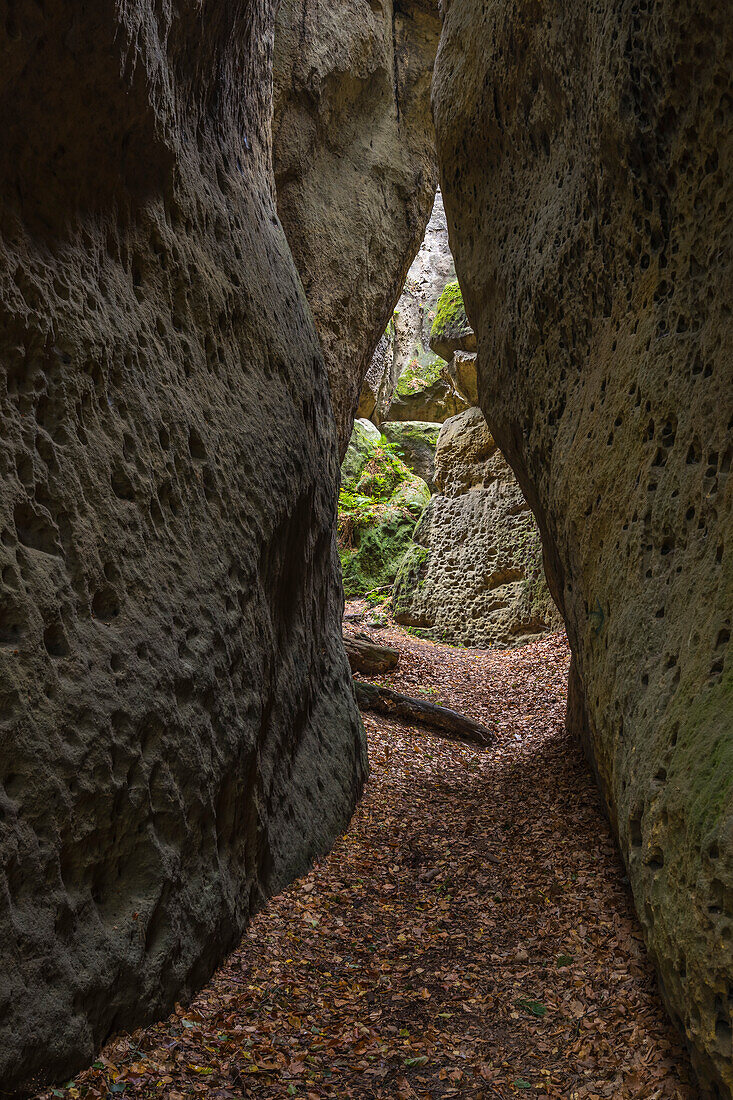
<box><xmin>357</xmin><ymin>326</ymin><xmax>399</xmax><ymax>425</ymax></box>
<box><xmin>0</xmin><ymin>3</ymin><xmax>366</xmax><ymax>1093</ymax></box>
<box><xmin>341</xmin><ymin>418</ymin><xmax>382</xmax><ymax>485</ymax></box>
<box><xmin>386</xmin><ymin>357</ymin><xmax>469</xmax><ymax>423</ymax></box>
<box><xmin>446</xmin><ymin>350</ymin><xmax>479</xmax><ymax>407</ymax></box>
<box><xmin>273</xmin><ymin>0</ymin><xmax>441</xmax><ymax>456</ymax></box>
<box><xmin>380</xmin><ymin>421</ymin><xmax>442</xmax><ymax>490</ymax></box>
<box><xmin>434</xmin><ymin>2</ymin><xmax>732</xmax><ymax>1094</ymax></box>
<box><xmin>393</xmin><ymin>409</ymin><xmax>561</xmax><ymax>646</ymax></box>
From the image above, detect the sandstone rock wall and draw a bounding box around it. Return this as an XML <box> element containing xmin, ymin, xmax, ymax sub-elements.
<box><xmin>273</xmin><ymin>0</ymin><xmax>441</xmax><ymax>456</ymax></box>
<box><xmin>434</xmin><ymin>2</ymin><xmax>732</xmax><ymax>1093</ymax></box>
<box><xmin>393</xmin><ymin>408</ymin><xmax>562</xmax><ymax>647</ymax></box>
<box><xmin>0</xmin><ymin>3</ymin><xmax>366</xmax><ymax>1092</ymax></box>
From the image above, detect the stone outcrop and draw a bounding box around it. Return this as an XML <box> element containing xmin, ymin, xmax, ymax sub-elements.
<box><xmin>357</xmin><ymin>326</ymin><xmax>399</xmax><ymax>425</ymax></box>
<box><xmin>341</xmin><ymin>419</ymin><xmax>382</xmax><ymax>486</ymax></box>
<box><xmin>393</xmin><ymin>409</ymin><xmax>562</xmax><ymax>646</ymax></box>
<box><xmin>428</xmin><ymin>280</ymin><xmax>477</xmax><ymax>363</ymax></box>
<box><xmin>446</xmin><ymin>350</ymin><xmax>479</xmax><ymax>407</ymax></box>
<box><xmin>0</xmin><ymin>3</ymin><xmax>367</xmax><ymax>1093</ymax></box>
<box><xmin>273</xmin><ymin>0</ymin><xmax>441</xmax><ymax>456</ymax></box>
<box><xmin>434</xmin><ymin>2</ymin><xmax>732</xmax><ymax>1093</ymax></box>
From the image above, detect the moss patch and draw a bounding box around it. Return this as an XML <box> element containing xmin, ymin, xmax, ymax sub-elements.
<box><xmin>672</xmin><ymin>664</ymin><xmax>733</xmax><ymax>843</ymax></box>
<box><xmin>395</xmin><ymin>356</ymin><xmax>446</xmax><ymax>398</ymax></box>
<box><xmin>430</xmin><ymin>280</ymin><xmax>469</xmax><ymax>343</ymax></box>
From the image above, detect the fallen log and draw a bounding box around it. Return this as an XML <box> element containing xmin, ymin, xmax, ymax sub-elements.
<box><xmin>353</xmin><ymin>679</ymin><xmax>493</xmax><ymax>747</ymax></box>
<box><xmin>344</xmin><ymin>635</ymin><xmax>399</xmax><ymax>674</ymax></box>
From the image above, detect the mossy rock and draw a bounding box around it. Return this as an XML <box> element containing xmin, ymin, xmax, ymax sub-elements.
<box><xmin>392</xmin><ymin>544</ymin><xmax>433</xmax><ymax>626</ymax></box>
<box><xmin>380</xmin><ymin>421</ymin><xmax>441</xmax><ymax>488</ymax></box>
<box><xmin>429</xmin><ymin>280</ymin><xmax>477</xmax><ymax>362</ymax></box>
<box><xmin>387</xmin><ymin>358</ymin><xmax>469</xmax><ymax>424</ymax></box>
<box><xmin>338</xmin><ymin>425</ymin><xmax>430</xmax><ymax>597</ymax></box>
<box><xmin>394</xmin><ymin>355</ymin><xmax>445</xmax><ymax>398</ymax></box>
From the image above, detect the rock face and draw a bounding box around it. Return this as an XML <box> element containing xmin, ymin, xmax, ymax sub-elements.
<box><xmin>445</xmin><ymin>350</ymin><xmax>479</xmax><ymax>408</ymax></box>
<box><xmin>273</xmin><ymin>0</ymin><xmax>441</xmax><ymax>456</ymax></box>
<box><xmin>357</xmin><ymin>327</ymin><xmax>399</xmax><ymax>425</ymax></box>
<box><xmin>428</xmin><ymin>280</ymin><xmax>477</xmax><ymax>363</ymax></box>
<box><xmin>341</xmin><ymin>419</ymin><xmax>382</xmax><ymax>485</ymax></box>
<box><xmin>393</xmin><ymin>409</ymin><xmax>562</xmax><ymax>646</ymax></box>
<box><xmin>0</xmin><ymin>3</ymin><xmax>367</xmax><ymax>1093</ymax></box>
<box><xmin>434</xmin><ymin>3</ymin><xmax>732</xmax><ymax>1094</ymax></box>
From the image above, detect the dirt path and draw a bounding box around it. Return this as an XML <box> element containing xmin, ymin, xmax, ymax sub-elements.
<box><xmin>38</xmin><ymin>622</ymin><xmax>695</xmax><ymax>1099</ymax></box>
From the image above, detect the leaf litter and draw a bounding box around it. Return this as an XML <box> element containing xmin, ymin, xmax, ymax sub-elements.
<box><xmin>35</xmin><ymin>610</ymin><xmax>695</xmax><ymax>1100</ymax></box>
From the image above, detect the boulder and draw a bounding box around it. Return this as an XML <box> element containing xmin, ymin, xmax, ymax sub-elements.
<box><xmin>429</xmin><ymin>281</ymin><xmax>477</xmax><ymax>363</ymax></box>
<box><xmin>393</xmin><ymin>410</ymin><xmax>561</xmax><ymax>646</ymax></box>
<box><xmin>0</xmin><ymin>3</ymin><xmax>366</xmax><ymax>1092</ymax></box>
<box><xmin>433</xmin><ymin>406</ymin><xmax>504</xmax><ymax>495</ymax></box>
<box><xmin>386</xmin><ymin>358</ymin><xmax>469</xmax><ymax>423</ymax></box>
<box><xmin>434</xmin><ymin>2</ymin><xmax>732</xmax><ymax>1093</ymax></box>
<box><xmin>380</xmin><ymin>421</ymin><xmax>442</xmax><ymax>490</ymax></box>
<box><xmin>341</xmin><ymin>419</ymin><xmax>382</xmax><ymax>485</ymax></box>
<box><xmin>273</xmin><ymin>0</ymin><xmax>441</xmax><ymax>456</ymax></box>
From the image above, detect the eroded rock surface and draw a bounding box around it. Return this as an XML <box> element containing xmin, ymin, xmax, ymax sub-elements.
<box><xmin>0</xmin><ymin>3</ymin><xmax>366</xmax><ymax>1092</ymax></box>
<box><xmin>385</xmin><ymin>357</ymin><xmax>468</xmax><ymax>423</ymax></box>
<box><xmin>357</xmin><ymin>327</ymin><xmax>399</xmax><ymax>425</ymax></box>
<box><xmin>434</xmin><ymin>2</ymin><xmax>732</xmax><ymax>1092</ymax></box>
<box><xmin>273</xmin><ymin>0</ymin><xmax>441</xmax><ymax>456</ymax></box>
<box><xmin>393</xmin><ymin>408</ymin><xmax>561</xmax><ymax>647</ymax></box>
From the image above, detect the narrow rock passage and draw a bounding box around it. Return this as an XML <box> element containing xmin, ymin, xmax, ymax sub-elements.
<box><xmin>39</xmin><ymin>623</ymin><xmax>695</xmax><ymax>1100</ymax></box>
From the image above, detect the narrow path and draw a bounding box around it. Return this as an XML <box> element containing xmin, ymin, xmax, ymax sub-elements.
<box><xmin>40</xmin><ymin>624</ymin><xmax>694</xmax><ymax>1099</ymax></box>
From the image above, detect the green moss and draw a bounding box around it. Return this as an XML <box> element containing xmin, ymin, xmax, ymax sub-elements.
<box><xmin>673</xmin><ymin>665</ymin><xmax>733</xmax><ymax>842</ymax></box>
<box><xmin>392</xmin><ymin>544</ymin><xmax>430</xmax><ymax>618</ymax></box>
<box><xmin>430</xmin><ymin>280</ymin><xmax>469</xmax><ymax>342</ymax></box>
<box><xmin>395</xmin><ymin>356</ymin><xmax>445</xmax><ymax>398</ymax></box>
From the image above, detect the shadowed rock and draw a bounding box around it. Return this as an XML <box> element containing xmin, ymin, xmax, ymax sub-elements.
<box><xmin>0</xmin><ymin>2</ymin><xmax>366</xmax><ymax>1092</ymax></box>
<box><xmin>434</xmin><ymin>2</ymin><xmax>732</xmax><ymax>1093</ymax></box>
<box><xmin>273</xmin><ymin>0</ymin><xmax>441</xmax><ymax>456</ymax></box>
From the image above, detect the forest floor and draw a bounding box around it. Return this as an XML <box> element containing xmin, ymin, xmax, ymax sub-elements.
<box><xmin>39</xmin><ymin>607</ymin><xmax>695</xmax><ymax>1100</ymax></box>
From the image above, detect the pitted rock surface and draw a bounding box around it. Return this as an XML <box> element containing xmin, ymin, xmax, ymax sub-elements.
<box><xmin>393</xmin><ymin>409</ymin><xmax>561</xmax><ymax>647</ymax></box>
<box><xmin>434</xmin><ymin>2</ymin><xmax>732</xmax><ymax>1092</ymax></box>
<box><xmin>0</xmin><ymin>3</ymin><xmax>366</xmax><ymax>1092</ymax></box>
<box><xmin>273</xmin><ymin>0</ymin><xmax>441</xmax><ymax>456</ymax></box>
